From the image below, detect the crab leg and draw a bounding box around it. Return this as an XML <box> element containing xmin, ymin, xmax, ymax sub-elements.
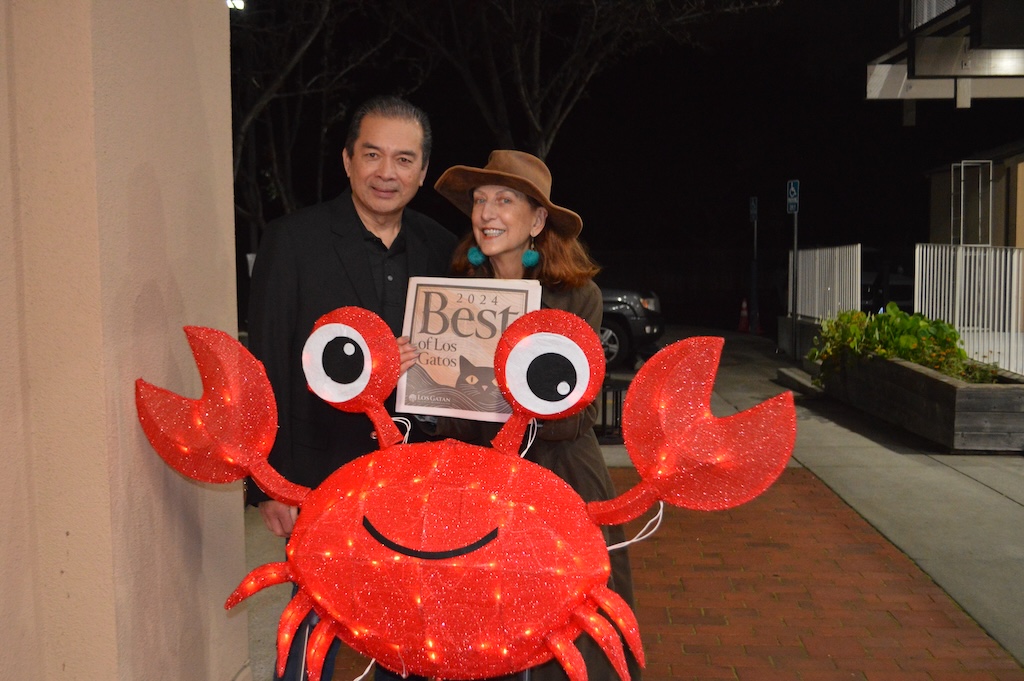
<box><xmin>224</xmin><ymin>562</ymin><xmax>308</xmax><ymax>680</ymax></box>
<box><xmin>588</xmin><ymin>584</ymin><xmax>644</xmax><ymax>668</ymax></box>
<box><xmin>225</xmin><ymin>561</ymin><xmax>293</xmax><ymax>608</ymax></box>
<box><xmin>570</xmin><ymin>605</ymin><xmax>629</xmax><ymax>681</ymax></box>
<box><xmin>306</xmin><ymin>618</ymin><xmax>342</xmax><ymax>681</ymax></box>
<box><xmin>589</xmin><ymin>336</ymin><xmax>796</xmax><ymax>525</ymax></box>
<box><xmin>271</xmin><ymin>590</ymin><xmax>318</xmax><ymax>678</ymax></box>
<box><xmin>545</xmin><ymin>630</ymin><xmax>588</xmax><ymax>681</ymax></box>
<box><xmin>135</xmin><ymin>326</ymin><xmax>308</xmax><ymax>505</ymax></box>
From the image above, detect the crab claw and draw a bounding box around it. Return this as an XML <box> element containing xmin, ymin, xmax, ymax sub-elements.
<box><xmin>589</xmin><ymin>336</ymin><xmax>796</xmax><ymax>524</ymax></box>
<box><xmin>135</xmin><ymin>326</ymin><xmax>306</xmax><ymax>504</ymax></box>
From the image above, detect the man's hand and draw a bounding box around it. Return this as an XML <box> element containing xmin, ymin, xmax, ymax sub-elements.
<box><xmin>259</xmin><ymin>499</ymin><xmax>299</xmax><ymax>537</ymax></box>
<box><xmin>397</xmin><ymin>336</ymin><xmax>420</xmax><ymax>374</ymax></box>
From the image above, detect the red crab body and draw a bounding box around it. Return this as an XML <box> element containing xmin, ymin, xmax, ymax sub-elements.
<box><xmin>137</xmin><ymin>306</ymin><xmax>795</xmax><ymax>681</ymax></box>
<box><xmin>276</xmin><ymin>440</ymin><xmax>614</xmax><ymax>678</ymax></box>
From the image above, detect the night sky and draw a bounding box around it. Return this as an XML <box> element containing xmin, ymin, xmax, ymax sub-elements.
<box><xmin>245</xmin><ymin>1</ymin><xmax>1024</xmax><ymax>329</ymax></box>
<box><xmin>400</xmin><ymin>1</ymin><xmax>1024</xmax><ymax>328</ymax></box>
<box><xmin>416</xmin><ymin>1</ymin><xmax>1023</xmax><ymax>252</ymax></box>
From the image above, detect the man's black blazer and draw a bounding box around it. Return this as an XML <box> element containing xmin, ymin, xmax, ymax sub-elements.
<box><xmin>246</xmin><ymin>189</ymin><xmax>458</xmax><ymax>504</ymax></box>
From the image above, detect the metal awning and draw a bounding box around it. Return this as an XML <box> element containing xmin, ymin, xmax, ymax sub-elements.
<box><xmin>867</xmin><ymin>0</ymin><xmax>1024</xmax><ymax>107</ymax></box>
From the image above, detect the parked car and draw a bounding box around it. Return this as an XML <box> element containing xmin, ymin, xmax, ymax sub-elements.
<box><xmin>600</xmin><ymin>287</ymin><xmax>664</xmax><ymax>370</ymax></box>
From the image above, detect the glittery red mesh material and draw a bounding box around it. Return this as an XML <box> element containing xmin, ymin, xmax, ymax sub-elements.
<box><xmin>621</xmin><ymin>336</ymin><xmax>795</xmax><ymax>513</ymax></box>
<box><xmin>286</xmin><ymin>441</ymin><xmax>613</xmax><ymax>679</ymax></box>
<box><xmin>135</xmin><ymin>308</ymin><xmax>797</xmax><ymax>681</ymax></box>
<box><xmin>135</xmin><ymin>326</ymin><xmax>278</xmax><ymax>483</ymax></box>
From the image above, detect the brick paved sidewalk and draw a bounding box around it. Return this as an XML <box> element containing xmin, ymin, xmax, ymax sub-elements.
<box><xmin>330</xmin><ymin>467</ymin><xmax>1024</xmax><ymax>681</ymax></box>
<box><xmin>612</xmin><ymin>466</ymin><xmax>1024</xmax><ymax>681</ymax></box>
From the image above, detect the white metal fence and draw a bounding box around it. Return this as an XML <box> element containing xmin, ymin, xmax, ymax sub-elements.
<box><xmin>788</xmin><ymin>242</ymin><xmax>1024</xmax><ymax>375</ymax></box>
<box><xmin>788</xmin><ymin>244</ymin><xmax>861</xmax><ymax>321</ymax></box>
<box><xmin>916</xmin><ymin>244</ymin><xmax>1024</xmax><ymax>376</ymax></box>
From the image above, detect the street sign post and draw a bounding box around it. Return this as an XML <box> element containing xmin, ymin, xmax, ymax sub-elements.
<box><xmin>787</xmin><ymin>179</ymin><xmax>799</xmax><ymax>214</ymax></box>
<box><xmin>787</xmin><ymin>180</ymin><xmax>799</xmax><ymax>357</ymax></box>
<box><xmin>749</xmin><ymin>196</ymin><xmax>759</xmax><ymax>334</ymax></box>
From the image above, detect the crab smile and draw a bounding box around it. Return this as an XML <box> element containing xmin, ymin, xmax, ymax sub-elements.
<box><xmin>361</xmin><ymin>516</ymin><xmax>499</xmax><ymax>559</ymax></box>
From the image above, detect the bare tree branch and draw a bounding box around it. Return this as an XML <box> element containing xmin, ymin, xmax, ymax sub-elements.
<box><xmin>232</xmin><ymin>0</ymin><xmax>331</xmax><ymax>178</ymax></box>
<box><xmin>231</xmin><ymin>1</ymin><xmax>423</xmax><ymax>248</ymax></box>
<box><xmin>382</xmin><ymin>0</ymin><xmax>781</xmax><ymax>158</ymax></box>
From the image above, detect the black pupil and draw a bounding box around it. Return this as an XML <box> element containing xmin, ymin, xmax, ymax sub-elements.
<box><xmin>526</xmin><ymin>352</ymin><xmax>576</xmax><ymax>402</ymax></box>
<box><xmin>323</xmin><ymin>336</ymin><xmax>364</xmax><ymax>384</ymax></box>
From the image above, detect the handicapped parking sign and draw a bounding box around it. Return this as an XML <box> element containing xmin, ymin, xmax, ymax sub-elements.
<box><xmin>786</xmin><ymin>179</ymin><xmax>799</xmax><ymax>214</ymax></box>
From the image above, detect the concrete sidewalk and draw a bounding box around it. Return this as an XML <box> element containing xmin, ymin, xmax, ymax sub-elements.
<box><xmin>245</xmin><ymin>326</ymin><xmax>1024</xmax><ymax>680</ymax></box>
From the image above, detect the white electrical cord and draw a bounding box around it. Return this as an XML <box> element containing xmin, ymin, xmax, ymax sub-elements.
<box><xmin>518</xmin><ymin>418</ymin><xmax>539</xmax><ymax>457</ymax></box>
<box><xmin>393</xmin><ymin>416</ymin><xmax>413</xmax><ymax>444</ymax></box>
<box><xmin>606</xmin><ymin>501</ymin><xmax>664</xmax><ymax>552</ymax></box>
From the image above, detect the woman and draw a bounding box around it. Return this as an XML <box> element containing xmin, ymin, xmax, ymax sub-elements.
<box><xmin>430</xmin><ymin>150</ymin><xmax>642</xmax><ymax>681</ymax></box>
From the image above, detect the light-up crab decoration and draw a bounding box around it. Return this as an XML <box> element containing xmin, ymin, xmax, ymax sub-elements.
<box><xmin>135</xmin><ymin>307</ymin><xmax>795</xmax><ymax>681</ymax></box>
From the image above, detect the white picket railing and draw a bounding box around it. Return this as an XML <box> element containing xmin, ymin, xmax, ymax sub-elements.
<box><xmin>916</xmin><ymin>244</ymin><xmax>1024</xmax><ymax>376</ymax></box>
<box><xmin>787</xmin><ymin>242</ymin><xmax>1024</xmax><ymax>375</ymax></box>
<box><xmin>788</xmin><ymin>244</ymin><xmax>861</xmax><ymax>321</ymax></box>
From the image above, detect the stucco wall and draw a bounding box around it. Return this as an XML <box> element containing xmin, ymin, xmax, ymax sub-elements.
<box><xmin>928</xmin><ymin>157</ymin><xmax>1024</xmax><ymax>248</ymax></box>
<box><xmin>2</xmin><ymin>3</ymin><xmax>251</xmax><ymax>679</ymax></box>
<box><xmin>0</xmin><ymin>2</ymin><xmax>41</xmax><ymax>677</ymax></box>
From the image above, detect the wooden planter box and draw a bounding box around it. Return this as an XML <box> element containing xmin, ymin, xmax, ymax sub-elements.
<box><xmin>823</xmin><ymin>355</ymin><xmax>1024</xmax><ymax>454</ymax></box>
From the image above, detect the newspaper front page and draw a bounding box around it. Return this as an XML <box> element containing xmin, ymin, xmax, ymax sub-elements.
<box><xmin>396</xmin><ymin>277</ymin><xmax>542</xmax><ymax>422</ymax></box>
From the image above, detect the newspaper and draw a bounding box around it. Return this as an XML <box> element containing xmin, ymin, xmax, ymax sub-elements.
<box><xmin>396</xmin><ymin>277</ymin><xmax>542</xmax><ymax>422</ymax></box>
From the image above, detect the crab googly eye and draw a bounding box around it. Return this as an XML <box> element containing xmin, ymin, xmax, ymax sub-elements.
<box><xmin>506</xmin><ymin>333</ymin><xmax>590</xmax><ymax>414</ymax></box>
<box><xmin>301</xmin><ymin>307</ymin><xmax>401</xmax><ymax>411</ymax></box>
<box><xmin>303</xmin><ymin>323</ymin><xmax>371</xmax><ymax>403</ymax></box>
<box><xmin>495</xmin><ymin>309</ymin><xmax>605</xmax><ymax>420</ymax></box>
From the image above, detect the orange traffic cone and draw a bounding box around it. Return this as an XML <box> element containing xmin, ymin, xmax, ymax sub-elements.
<box><xmin>738</xmin><ymin>298</ymin><xmax>750</xmax><ymax>332</ymax></box>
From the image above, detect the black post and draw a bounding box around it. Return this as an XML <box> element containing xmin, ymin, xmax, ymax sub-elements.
<box><xmin>791</xmin><ymin>210</ymin><xmax>799</xmax><ymax>358</ymax></box>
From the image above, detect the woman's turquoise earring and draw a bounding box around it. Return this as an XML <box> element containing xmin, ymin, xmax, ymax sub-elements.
<box><xmin>468</xmin><ymin>246</ymin><xmax>486</xmax><ymax>266</ymax></box>
<box><xmin>522</xmin><ymin>238</ymin><xmax>540</xmax><ymax>268</ymax></box>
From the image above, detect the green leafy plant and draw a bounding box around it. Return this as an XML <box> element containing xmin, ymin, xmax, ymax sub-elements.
<box><xmin>807</xmin><ymin>302</ymin><xmax>998</xmax><ymax>385</ymax></box>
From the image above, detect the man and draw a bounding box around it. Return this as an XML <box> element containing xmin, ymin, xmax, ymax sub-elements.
<box><xmin>246</xmin><ymin>95</ymin><xmax>457</xmax><ymax>680</ymax></box>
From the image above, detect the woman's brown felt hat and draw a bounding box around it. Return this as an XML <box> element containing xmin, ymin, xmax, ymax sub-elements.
<box><xmin>434</xmin><ymin>150</ymin><xmax>583</xmax><ymax>238</ymax></box>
